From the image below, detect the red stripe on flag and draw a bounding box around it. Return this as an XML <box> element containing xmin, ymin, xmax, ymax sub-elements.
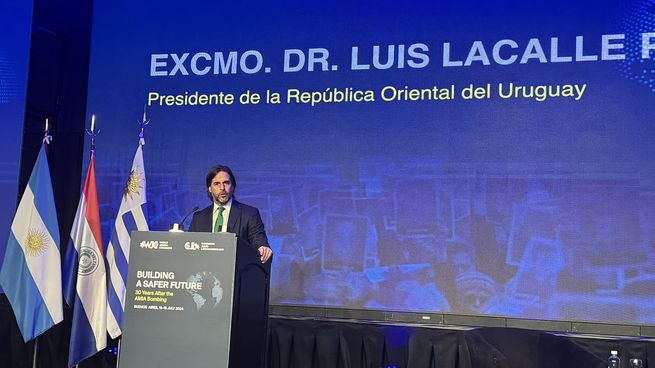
<box><xmin>83</xmin><ymin>154</ymin><xmax>104</xmax><ymax>256</ymax></box>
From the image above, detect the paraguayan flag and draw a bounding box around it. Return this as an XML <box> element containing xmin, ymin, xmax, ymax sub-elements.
<box><xmin>62</xmin><ymin>153</ymin><xmax>107</xmax><ymax>367</ymax></box>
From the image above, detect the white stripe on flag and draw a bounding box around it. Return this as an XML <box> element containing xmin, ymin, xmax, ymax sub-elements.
<box><xmin>132</xmin><ymin>208</ymin><xmax>148</xmax><ymax>229</ymax></box>
<box><xmin>115</xmin><ymin>219</ymin><xmax>131</xmax><ymax>263</ymax></box>
<box><xmin>106</xmin><ymin>298</ymin><xmax>120</xmax><ymax>338</ymax></box>
<box><xmin>69</xmin><ymin>193</ymin><xmax>85</xmax><ymax>241</ymax></box>
<box><xmin>10</xmin><ymin>185</ymin><xmax>62</xmax><ymax>323</ymax></box>
<box><xmin>107</xmin><ymin>245</ymin><xmax>127</xmax><ymax>305</ymax></box>
<box><xmin>72</xmin><ymin>195</ymin><xmax>107</xmax><ymax>350</ymax></box>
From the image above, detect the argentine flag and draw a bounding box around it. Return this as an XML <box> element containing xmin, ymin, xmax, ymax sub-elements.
<box><xmin>0</xmin><ymin>145</ymin><xmax>63</xmax><ymax>342</ymax></box>
<box><xmin>106</xmin><ymin>142</ymin><xmax>148</xmax><ymax>338</ymax></box>
<box><xmin>62</xmin><ymin>153</ymin><xmax>107</xmax><ymax>367</ymax></box>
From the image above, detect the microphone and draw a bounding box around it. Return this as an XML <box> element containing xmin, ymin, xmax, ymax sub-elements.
<box><xmin>181</xmin><ymin>206</ymin><xmax>200</xmax><ymax>225</ymax></box>
<box><xmin>169</xmin><ymin>206</ymin><xmax>200</xmax><ymax>232</ymax></box>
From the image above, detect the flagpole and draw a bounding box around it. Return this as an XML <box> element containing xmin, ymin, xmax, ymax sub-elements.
<box><xmin>114</xmin><ymin>108</ymin><xmax>147</xmax><ymax>368</ymax></box>
<box><xmin>43</xmin><ymin>117</ymin><xmax>52</xmax><ymax>146</ymax></box>
<box><xmin>31</xmin><ymin>118</ymin><xmax>49</xmax><ymax>368</ymax></box>
<box><xmin>86</xmin><ymin>114</ymin><xmax>99</xmax><ymax>152</ymax></box>
<box><xmin>32</xmin><ymin>337</ymin><xmax>38</xmax><ymax>368</ymax></box>
<box><xmin>116</xmin><ymin>338</ymin><xmax>122</xmax><ymax>368</ymax></box>
<box><xmin>105</xmin><ymin>109</ymin><xmax>150</xmax><ymax>368</ymax></box>
<box><xmin>139</xmin><ymin>105</ymin><xmax>149</xmax><ymax>145</ymax></box>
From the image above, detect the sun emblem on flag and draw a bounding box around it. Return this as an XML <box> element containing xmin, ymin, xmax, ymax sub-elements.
<box><xmin>25</xmin><ymin>228</ymin><xmax>48</xmax><ymax>256</ymax></box>
<box><xmin>123</xmin><ymin>166</ymin><xmax>144</xmax><ymax>200</ymax></box>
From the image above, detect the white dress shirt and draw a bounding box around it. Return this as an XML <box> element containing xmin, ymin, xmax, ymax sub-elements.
<box><xmin>212</xmin><ymin>198</ymin><xmax>232</xmax><ymax>232</ymax></box>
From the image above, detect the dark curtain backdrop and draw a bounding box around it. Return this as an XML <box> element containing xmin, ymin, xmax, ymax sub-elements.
<box><xmin>267</xmin><ymin>317</ymin><xmax>652</xmax><ymax>368</ymax></box>
<box><xmin>1</xmin><ymin>311</ymin><xmax>652</xmax><ymax>368</ymax></box>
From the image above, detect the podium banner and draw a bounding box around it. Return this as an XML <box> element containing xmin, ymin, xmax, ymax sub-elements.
<box><xmin>119</xmin><ymin>231</ymin><xmax>237</xmax><ymax>368</ymax></box>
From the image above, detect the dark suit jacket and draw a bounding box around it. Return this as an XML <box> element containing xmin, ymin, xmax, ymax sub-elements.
<box><xmin>188</xmin><ymin>200</ymin><xmax>269</xmax><ymax>251</ymax></box>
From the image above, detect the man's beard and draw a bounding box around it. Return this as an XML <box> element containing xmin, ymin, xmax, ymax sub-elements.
<box><xmin>214</xmin><ymin>192</ymin><xmax>230</xmax><ymax>205</ymax></box>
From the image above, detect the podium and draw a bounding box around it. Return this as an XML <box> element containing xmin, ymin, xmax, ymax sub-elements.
<box><xmin>119</xmin><ymin>231</ymin><xmax>270</xmax><ymax>368</ymax></box>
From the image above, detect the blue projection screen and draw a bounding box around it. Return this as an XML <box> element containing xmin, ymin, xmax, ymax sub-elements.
<box><xmin>0</xmin><ymin>1</ymin><xmax>32</xmax><ymax>279</ymax></box>
<box><xmin>86</xmin><ymin>0</ymin><xmax>655</xmax><ymax>325</ymax></box>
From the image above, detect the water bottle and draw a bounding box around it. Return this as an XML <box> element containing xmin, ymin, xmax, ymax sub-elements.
<box><xmin>608</xmin><ymin>350</ymin><xmax>620</xmax><ymax>368</ymax></box>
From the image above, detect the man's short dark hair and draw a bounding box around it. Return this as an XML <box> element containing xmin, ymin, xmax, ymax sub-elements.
<box><xmin>205</xmin><ymin>165</ymin><xmax>237</xmax><ymax>189</ymax></box>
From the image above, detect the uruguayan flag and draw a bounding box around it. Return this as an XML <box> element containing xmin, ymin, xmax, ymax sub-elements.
<box><xmin>106</xmin><ymin>142</ymin><xmax>148</xmax><ymax>338</ymax></box>
<box><xmin>0</xmin><ymin>145</ymin><xmax>62</xmax><ymax>342</ymax></box>
<box><xmin>62</xmin><ymin>153</ymin><xmax>107</xmax><ymax>367</ymax></box>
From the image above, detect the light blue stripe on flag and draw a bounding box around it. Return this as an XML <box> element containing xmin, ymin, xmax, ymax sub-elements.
<box><xmin>0</xmin><ymin>145</ymin><xmax>62</xmax><ymax>342</ymax></box>
<box><xmin>28</xmin><ymin>148</ymin><xmax>59</xmax><ymax>241</ymax></box>
<box><xmin>1</xmin><ymin>232</ymin><xmax>56</xmax><ymax>340</ymax></box>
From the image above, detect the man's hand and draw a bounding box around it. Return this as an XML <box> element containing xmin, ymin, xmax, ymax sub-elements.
<box><xmin>258</xmin><ymin>246</ymin><xmax>273</xmax><ymax>263</ymax></box>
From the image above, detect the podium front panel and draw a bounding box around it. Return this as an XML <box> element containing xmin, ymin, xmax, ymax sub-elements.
<box><xmin>119</xmin><ymin>231</ymin><xmax>237</xmax><ymax>368</ymax></box>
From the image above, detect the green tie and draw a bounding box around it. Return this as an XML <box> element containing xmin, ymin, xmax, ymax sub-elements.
<box><xmin>214</xmin><ymin>206</ymin><xmax>225</xmax><ymax>232</ymax></box>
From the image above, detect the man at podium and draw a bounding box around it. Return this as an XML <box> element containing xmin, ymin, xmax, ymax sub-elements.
<box><xmin>189</xmin><ymin>164</ymin><xmax>273</xmax><ymax>264</ymax></box>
